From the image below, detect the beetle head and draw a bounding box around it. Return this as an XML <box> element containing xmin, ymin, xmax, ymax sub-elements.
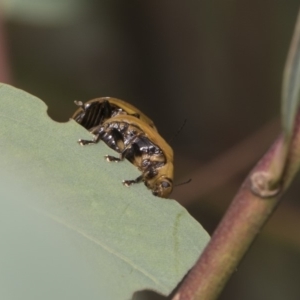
<box><xmin>151</xmin><ymin>176</ymin><xmax>173</xmax><ymax>198</ymax></box>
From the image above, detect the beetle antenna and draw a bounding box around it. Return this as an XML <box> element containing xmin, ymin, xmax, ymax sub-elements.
<box><xmin>175</xmin><ymin>178</ymin><xmax>192</xmax><ymax>187</ymax></box>
<box><xmin>169</xmin><ymin>119</ymin><xmax>187</xmax><ymax>143</ymax></box>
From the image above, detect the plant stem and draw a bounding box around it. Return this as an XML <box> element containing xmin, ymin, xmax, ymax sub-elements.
<box><xmin>173</xmin><ymin>111</ymin><xmax>300</xmax><ymax>300</ymax></box>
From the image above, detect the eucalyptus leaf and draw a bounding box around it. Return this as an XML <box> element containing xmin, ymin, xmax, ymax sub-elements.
<box><xmin>282</xmin><ymin>12</ymin><xmax>300</xmax><ymax>137</ymax></box>
<box><xmin>0</xmin><ymin>83</ymin><xmax>209</xmax><ymax>300</ymax></box>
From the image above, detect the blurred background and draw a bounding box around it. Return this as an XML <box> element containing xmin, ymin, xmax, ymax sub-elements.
<box><xmin>1</xmin><ymin>1</ymin><xmax>300</xmax><ymax>299</ymax></box>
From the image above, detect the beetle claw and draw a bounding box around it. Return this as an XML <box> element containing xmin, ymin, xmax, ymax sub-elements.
<box><xmin>123</xmin><ymin>180</ymin><xmax>133</xmax><ymax>187</ymax></box>
<box><xmin>78</xmin><ymin>139</ymin><xmax>95</xmax><ymax>146</ymax></box>
<box><xmin>105</xmin><ymin>155</ymin><xmax>120</xmax><ymax>162</ymax></box>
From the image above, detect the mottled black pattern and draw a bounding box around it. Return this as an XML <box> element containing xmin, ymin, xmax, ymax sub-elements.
<box><xmin>74</xmin><ymin>100</ymin><xmax>119</xmax><ymax>130</ymax></box>
<box><xmin>99</xmin><ymin>121</ymin><xmax>165</xmax><ymax>169</ymax></box>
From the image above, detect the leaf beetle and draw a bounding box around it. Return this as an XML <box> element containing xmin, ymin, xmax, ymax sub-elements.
<box><xmin>78</xmin><ymin>114</ymin><xmax>174</xmax><ymax>198</ymax></box>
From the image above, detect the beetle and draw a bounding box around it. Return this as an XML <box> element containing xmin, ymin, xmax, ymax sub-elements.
<box><xmin>78</xmin><ymin>114</ymin><xmax>174</xmax><ymax>198</ymax></box>
<box><xmin>72</xmin><ymin>97</ymin><xmax>157</xmax><ymax>131</ymax></box>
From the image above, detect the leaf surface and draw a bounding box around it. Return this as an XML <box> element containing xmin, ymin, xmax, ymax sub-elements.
<box><xmin>0</xmin><ymin>83</ymin><xmax>209</xmax><ymax>300</ymax></box>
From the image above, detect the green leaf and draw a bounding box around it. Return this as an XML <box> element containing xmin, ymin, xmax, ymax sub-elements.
<box><xmin>0</xmin><ymin>83</ymin><xmax>209</xmax><ymax>300</ymax></box>
<box><xmin>282</xmin><ymin>12</ymin><xmax>300</xmax><ymax>137</ymax></box>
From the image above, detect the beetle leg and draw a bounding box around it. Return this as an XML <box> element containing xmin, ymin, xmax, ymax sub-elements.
<box><xmin>104</xmin><ymin>145</ymin><xmax>132</xmax><ymax>162</ymax></box>
<box><xmin>74</xmin><ymin>100</ymin><xmax>85</xmax><ymax>110</ymax></box>
<box><xmin>143</xmin><ymin>167</ymin><xmax>158</xmax><ymax>179</ymax></box>
<box><xmin>105</xmin><ymin>155</ymin><xmax>121</xmax><ymax>162</ymax></box>
<box><xmin>123</xmin><ymin>175</ymin><xmax>143</xmax><ymax>187</ymax></box>
<box><xmin>78</xmin><ymin>134</ymin><xmax>101</xmax><ymax>145</ymax></box>
<box><xmin>103</xmin><ymin>128</ymin><xmax>126</xmax><ymax>161</ymax></box>
<box><xmin>105</xmin><ymin>133</ymin><xmax>140</xmax><ymax>161</ymax></box>
<box><xmin>77</xmin><ymin>122</ymin><xmax>109</xmax><ymax>146</ymax></box>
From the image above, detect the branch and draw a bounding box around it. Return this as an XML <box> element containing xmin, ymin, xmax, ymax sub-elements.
<box><xmin>173</xmin><ymin>110</ymin><xmax>300</xmax><ymax>300</ymax></box>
